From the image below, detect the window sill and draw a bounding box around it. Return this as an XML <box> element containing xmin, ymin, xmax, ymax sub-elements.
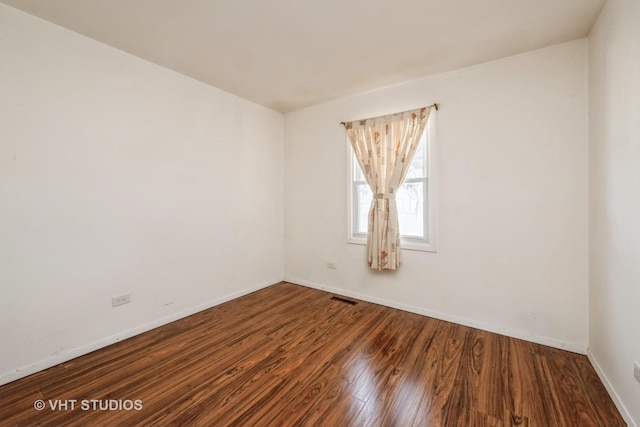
<box><xmin>347</xmin><ymin>236</ymin><xmax>437</xmax><ymax>253</ymax></box>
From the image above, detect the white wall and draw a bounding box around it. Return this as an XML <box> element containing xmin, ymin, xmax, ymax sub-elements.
<box><xmin>0</xmin><ymin>4</ymin><xmax>283</xmax><ymax>384</ymax></box>
<box><xmin>588</xmin><ymin>0</ymin><xmax>640</xmax><ymax>425</ymax></box>
<box><xmin>284</xmin><ymin>40</ymin><xmax>589</xmax><ymax>352</ymax></box>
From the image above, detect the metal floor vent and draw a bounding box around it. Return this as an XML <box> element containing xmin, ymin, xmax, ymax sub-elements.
<box><xmin>330</xmin><ymin>296</ymin><xmax>357</xmax><ymax>305</ymax></box>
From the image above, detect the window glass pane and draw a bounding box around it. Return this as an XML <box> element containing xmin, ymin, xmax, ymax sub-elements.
<box><xmin>405</xmin><ymin>132</ymin><xmax>427</xmax><ymax>180</ymax></box>
<box><xmin>396</xmin><ymin>181</ymin><xmax>424</xmax><ymax>238</ymax></box>
<box><xmin>355</xmin><ymin>183</ymin><xmax>372</xmax><ymax>234</ymax></box>
<box><xmin>353</xmin><ymin>157</ymin><xmax>366</xmax><ymax>182</ymax></box>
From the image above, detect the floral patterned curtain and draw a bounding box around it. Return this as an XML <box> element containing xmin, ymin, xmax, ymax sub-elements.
<box><xmin>345</xmin><ymin>107</ymin><xmax>432</xmax><ymax>270</ymax></box>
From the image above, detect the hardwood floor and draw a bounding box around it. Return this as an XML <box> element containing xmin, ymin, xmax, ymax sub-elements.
<box><xmin>0</xmin><ymin>282</ymin><xmax>625</xmax><ymax>426</ymax></box>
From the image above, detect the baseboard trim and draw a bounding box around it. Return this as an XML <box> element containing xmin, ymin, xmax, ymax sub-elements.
<box><xmin>284</xmin><ymin>276</ymin><xmax>587</xmax><ymax>355</ymax></box>
<box><xmin>587</xmin><ymin>350</ymin><xmax>636</xmax><ymax>427</ymax></box>
<box><xmin>0</xmin><ymin>278</ymin><xmax>280</xmax><ymax>387</ymax></box>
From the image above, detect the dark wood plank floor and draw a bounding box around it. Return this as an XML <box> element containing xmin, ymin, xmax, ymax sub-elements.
<box><xmin>0</xmin><ymin>282</ymin><xmax>625</xmax><ymax>426</ymax></box>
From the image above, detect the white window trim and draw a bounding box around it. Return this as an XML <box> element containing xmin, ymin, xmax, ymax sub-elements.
<box><xmin>346</xmin><ymin>119</ymin><xmax>438</xmax><ymax>253</ymax></box>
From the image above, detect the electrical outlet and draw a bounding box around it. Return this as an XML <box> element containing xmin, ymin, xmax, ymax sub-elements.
<box><xmin>112</xmin><ymin>293</ymin><xmax>131</xmax><ymax>307</ymax></box>
<box><xmin>327</xmin><ymin>262</ymin><xmax>336</xmax><ymax>269</ymax></box>
<box><xmin>634</xmin><ymin>361</ymin><xmax>640</xmax><ymax>384</ymax></box>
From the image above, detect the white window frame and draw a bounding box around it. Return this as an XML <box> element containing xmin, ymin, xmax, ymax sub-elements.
<box><xmin>347</xmin><ymin>119</ymin><xmax>437</xmax><ymax>253</ymax></box>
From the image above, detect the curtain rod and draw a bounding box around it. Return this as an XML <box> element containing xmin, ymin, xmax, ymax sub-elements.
<box><xmin>340</xmin><ymin>102</ymin><xmax>439</xmax><ymax>126</ymax></box>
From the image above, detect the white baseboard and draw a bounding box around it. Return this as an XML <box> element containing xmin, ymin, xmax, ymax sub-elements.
<box><xmin>0</xmin><ymin>278</ymin><xmax>280</xmax><ymax>387</ymax></box>
<box><xmin>587</xmin><ymin>350</ymin><xmax>636</xmax><ymax>427</ymax></box>
<box><xmin>284</xmin><ymin>276</ymin><xmax>587</xmax><ymax>355</ymax></box>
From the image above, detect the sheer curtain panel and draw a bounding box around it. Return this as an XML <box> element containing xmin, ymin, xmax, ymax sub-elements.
<box><xmin>345</xmin><ymin>106</ymin><xmax>432</xmax><ymax>270</ymax></box>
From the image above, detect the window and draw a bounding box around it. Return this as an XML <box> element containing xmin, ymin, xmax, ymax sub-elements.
<box><xmin>348</xmin><ymin>122</ymin><xmax>436</xmax><ymax>252</ymax></box>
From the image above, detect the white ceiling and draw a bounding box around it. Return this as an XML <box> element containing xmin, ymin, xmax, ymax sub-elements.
<box><xmin>1</xmin><ymin>0</ymin><xmax>606</xmax><ymax>112</ymax></box>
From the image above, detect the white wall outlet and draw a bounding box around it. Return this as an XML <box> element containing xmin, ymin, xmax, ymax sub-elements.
<box><xmin>634</xmin><ymin>361</ymin><xmax>640</xmax><ymax>384</ymax></box>
<box><xmin>327</xmin><ymin>262</ymin><xmax>336</xmax><ymax>269</ymax></box>
<box><xmin>112</xmin><ymin>293</ymin><xmax>131</xmax><ymax>307</ymax></box>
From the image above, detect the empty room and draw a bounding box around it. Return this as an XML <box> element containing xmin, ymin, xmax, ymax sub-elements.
<box><xmin>1</xmin><ymin>0</ymin><xmax>638</xmax><ymax>425</ymax></box>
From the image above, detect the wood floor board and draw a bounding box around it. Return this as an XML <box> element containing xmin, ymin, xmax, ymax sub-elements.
<box><xmin>442</xmin><ymin>328</ymin><xmax>487</xmax><ymax>427</ymax></box>
<box><xmin>407</xmin><ymin>319</ymin><xmax>472</xmax><ymax>426</ymax></box>
<box><xmin>542</xmin><ymin>346</ymin><xmax>611</xmax><ymax>427</ymax></box>
<box><xmin>502</xmin><ymin>338</ymin><xmax>534</xmax><ymax>426</ymax></box>
<box><xmin>431</xmin><ymin>321</ymin><xmax>469</xmax><ymax>425</ymax></box>
<box><xmin>475</xmin><ymin>330</ymin><xmax>506</xmax><ymax>421</ymax></box>
<box><xmin>350</xmin><ymin>361</ymin><xmax>408</xmax><ymax>425</ymax></box>
<box><xmin>398</xmin><ymin>318</ymin><xmax>444</xmax><ymax>426</ymax></box>
<box><xmin>572</xmin><ymin>354</ymin><xmax>625</xmax><ymax>424</ymax></box>
<box><xmin>299</xmin><ymin>382</ymin><xmax>366</xmax><ymax>427</ymax></box>
<box><xmin>0</xmin><ymin>282</ymin><xmax>626</xmax><ymax>426</ymax></box>
<box><xmin>532</xmin><ymin>350</ymin><xmax>569</xmax><ymax>427</ymax></box>
<box><xmin>270</xmin><ymin>362</ymin><xmax>346</xmax><ymax>426</ymax></box>
<box><xmin>256</xmin><ymin>310</ymin><xmax>387</xmax><ymax>425</ymax></box>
